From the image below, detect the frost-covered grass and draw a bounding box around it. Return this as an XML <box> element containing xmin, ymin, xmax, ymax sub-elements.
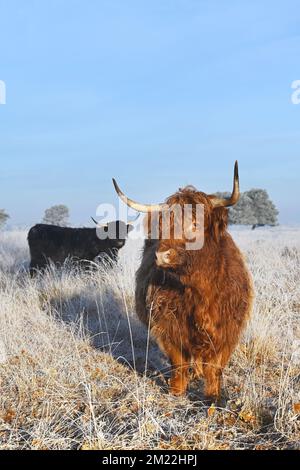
<box><xmin>0</xmin><ymin>226</ymin><xmax>299</xmax><ymax>450</ymax></box>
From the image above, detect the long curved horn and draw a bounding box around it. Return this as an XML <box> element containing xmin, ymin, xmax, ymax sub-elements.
<box><xmin>91</xmin><ymin>217</ymin><xmax>108</xmax><ymax>227</ymax></box>
<box><xmin>128</xmin><ymin>213</ymin><xmax>140</xmax><ymax>225</ymax></box>
<box><xmin>210</xmin><ymin>161</ymin><xmax>240</xmax><ymax>208</ymax></box>
<box><xmin>92</xmin><ymin>214</ymin><xmax>139</xmax><ymax>226</ymax></box>
<box><xmin>112</xmin><ymin>179</ymin><xmax>168</xmax><ymax>213</ymax></box>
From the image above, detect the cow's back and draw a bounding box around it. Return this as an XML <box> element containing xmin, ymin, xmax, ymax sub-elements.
<box><xmin>28</xmin><ymin>224</ymin><xmax>84</xmax><ymax>266</ymax></box>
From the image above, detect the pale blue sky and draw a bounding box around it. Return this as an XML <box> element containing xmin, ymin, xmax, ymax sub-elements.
<box><xmin>0</xmin><ymin>0</ymin><xmax>300</xmax><ymax>225</ymax></box>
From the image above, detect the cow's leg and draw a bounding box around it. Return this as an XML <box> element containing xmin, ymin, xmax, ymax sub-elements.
<box><xmin>160</xmin><ymin>342</ymin><xmax>190</xmax><ymax>396</ymax></box>
<box><xmin>170</xmin><ymin>354</ymin><xmax>190</xmax><ymax>396</ymax></box>
<box><xmin>30</xmin><ymin>261</ymin><xmax>39</xmax><ymax>277</ymax></box>
<box><xmin>29</xmin><ymin>259</ymin><xmax>45</xmax><ymax>277</ymax></box>
<box><xmin>29</xmin><ymin>267</ymin><xmax>36</xmax><ymax>277</ymax></box>
<box><xmin>203</xmin><ymin>346</ymin><xmax>232</xmax><ymax>401</ymax></box>
<box><xmin>203</xmin><ymin>360</ymin><xmax>222</xmax><ymax>401</ymax></box>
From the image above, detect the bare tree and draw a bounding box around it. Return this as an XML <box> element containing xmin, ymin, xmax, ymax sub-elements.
<box><xmin>0</xmin><ymin>209</ymin><xmax>9</xmax><ymax>229</ymax></box>
<box><xmin>42</xmin><ymin>205</ymin><xmax>70</xmax><ymax>227</ymax></box>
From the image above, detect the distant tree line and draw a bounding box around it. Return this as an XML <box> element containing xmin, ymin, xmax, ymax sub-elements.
<box><xmin>0</xmin><ymin>205</ymin><xmax>70</xmax><ymax>229</ymax></box>
<box><xmin>0</xmin><ymin>191</ymin><xmax>279</xmax><ymax>230</ymax></box>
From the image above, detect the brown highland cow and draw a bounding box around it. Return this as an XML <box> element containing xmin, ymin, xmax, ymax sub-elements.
<box><xmin>113</xmin><ymin>162</ymin><xmax>254</xmax><ymax>401</ymax></box>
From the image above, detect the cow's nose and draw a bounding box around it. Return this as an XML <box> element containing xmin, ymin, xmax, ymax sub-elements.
<box><xmin>156</xmin><ymin>250</ymin><xmax>171</xmax><ymax>266</ymax></box>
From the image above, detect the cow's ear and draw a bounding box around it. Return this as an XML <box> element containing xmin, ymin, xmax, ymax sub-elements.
<box><xmin>127</xmin><ymin>224</ymin><xmax>134</xmax><ymax>234</ymax></box>
<box><xmin>211</xmin><ymin>207</ymin><xmax>228</xmax><ymax>241</ymax></box>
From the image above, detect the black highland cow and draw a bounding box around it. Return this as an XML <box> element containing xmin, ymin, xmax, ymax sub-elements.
<box><xmin>28</xmin><ymin>221</ymin><xmax>133</xmax><ymax>275</ymax></box>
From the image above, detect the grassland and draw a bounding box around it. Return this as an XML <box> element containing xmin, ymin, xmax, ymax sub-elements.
<box><xmin>0</xmin><ymin>226</ymin><xmax>299</xmax><ymax>450</ymax></box>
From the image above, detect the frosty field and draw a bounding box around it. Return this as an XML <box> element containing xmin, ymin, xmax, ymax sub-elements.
<box><xmin>0</xmin><ymin>226</ymin><xmax>299</xmax><ymax>450</ymax></box>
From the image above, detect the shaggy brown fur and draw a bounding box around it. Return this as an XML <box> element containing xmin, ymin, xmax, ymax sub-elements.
<box><xmin>136</xmin><ymin>187</ymin><xmax>254</xmax><ymax>400</ymax></box>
